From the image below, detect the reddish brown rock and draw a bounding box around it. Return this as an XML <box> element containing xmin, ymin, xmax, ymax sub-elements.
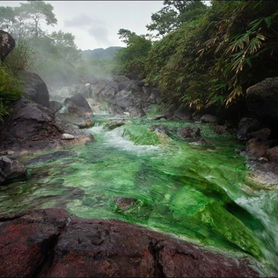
<box><xmin>0</xmin><ymin>208</ymin><xmax>258</xmax><ymax>278</ymax></box>
<box><xmin>0</xmin><ymin>208</ymin><xmax>69</xmax><ymax>277</ymax></box>
<box><xmin>266</xmin><ymin>146</ymin><xmax>278</xmax><ymax>163</ymax></box>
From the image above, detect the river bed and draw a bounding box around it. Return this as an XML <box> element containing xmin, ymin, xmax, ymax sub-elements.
<box><xmin>0</xmin><ymin>115</ymin><xmax>277</xmax><ymax>275</ymax></box>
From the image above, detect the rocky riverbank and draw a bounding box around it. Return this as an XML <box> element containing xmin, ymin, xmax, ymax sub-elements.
<box><xmin>0</xmin><ymin>208</ymin><xmax>259</xmax><ymax>277</ymax></box>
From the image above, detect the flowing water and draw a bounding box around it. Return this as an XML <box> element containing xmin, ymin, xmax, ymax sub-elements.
<box><xmin>0</xmin><ymin>115</ymin><xmax>277</xmax><ymax>275</ymax></box>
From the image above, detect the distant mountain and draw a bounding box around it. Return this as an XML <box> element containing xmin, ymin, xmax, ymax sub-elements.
<box><xmin>82</xmin><ymin>47</ymin><xmax>123</xmax><ymax>61</ymax></box>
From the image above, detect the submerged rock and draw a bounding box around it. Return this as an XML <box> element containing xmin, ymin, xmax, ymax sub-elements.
<box><xmin>115</xmin><ymin>197</ymin><xmax>137</xmax><ymax>211</ymax></box>
<box><xmin>0</xmin><ymin>156</ymin><xmax>27</xmax><ymax>185</ymax></box>
<box><xmin>26</xmin><ymin>151</ymin><xmax>76</xmax><ymax>165</ymax></box>
<box><xmin>0</xmin><ymin>208</ymin><xmax>259</xmax><ymax>277</ymax></box>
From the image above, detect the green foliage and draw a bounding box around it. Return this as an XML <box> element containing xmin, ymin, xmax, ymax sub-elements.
<box><xmin>143</xmin><ymin>0</ymin><xmax>278</xmax><ymax>111</ymax></box>
<box><xmin>4</xmin><ymin>39</ymin><xmax>34</xmax><ymax>73</ymax></box>
<box><xmin>116</xmin><ymin>30</ymin><xmax>152</xmax><ymax>78</ymax></box>
<box><xmin>0</xmin><ymin>67</ymin><xmax>22</xmax><ymax>121</ymax></box>
<box><xmin>147</xmin><ymin>0</ymin><xmax>207</xmax><ymax>37</ymax></box>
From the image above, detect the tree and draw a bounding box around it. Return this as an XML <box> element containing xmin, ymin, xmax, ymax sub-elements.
<box><xmin>17</xmin><ymin>1</ymin><xmax>57</xmax><ymax>37</ymax></box>
<box><xmin>147</xmin><ymin>0</ymin><xmax>207</xmax><ymax>37</ymax></box>
<box><xmin>116</xmin><ymin>29</ymin><xmax>152</xmax><ymax>78</ymax></box>
<box><xmin>0</xmin><ymin>7</ymin><xmax>16</xmax><ymax>32</ymax></box>
<box><xmin>118</xmin><ymin>29</ymin><xmax>136</xmax><ymax>44</ymax></box>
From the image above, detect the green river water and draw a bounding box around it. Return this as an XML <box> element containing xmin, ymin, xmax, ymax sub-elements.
<box><xmin>0</xmin><ymin>115</ymin><xmax>277</xmax><ymax>275</ymax></box>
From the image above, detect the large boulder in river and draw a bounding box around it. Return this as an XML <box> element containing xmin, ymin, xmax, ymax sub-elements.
<box><xmin>0</xmin><ymin>98</ymin><xmax>61</xmax><ymax>150</ymax></box>
<box><xmin>18</xmin><ymin>71</ymin><xmax>50</xmax><ymax>107</ymax></box>
<box><xmin>0</xmin><ymin>208</ymin><xmax>258</xmax><ymax>277</ymax></box>
<box><xmin>246</xmin><ymin>77</ymin><xmax>278</xmax><ymax>122</ymax></box>
<box><xmin>0</xmin><ymin>30</ymin><xmax>15</xmax><ymax>61</ymax></box>
<box><xmin>64</xmin><ymin>93</ymin><xmax>92</xmax><ymax>116</ymax></box>
<box><xmin>0</xmin><ymin>156</ymin><xmax>27</xmax><ymax>185</ymax></box>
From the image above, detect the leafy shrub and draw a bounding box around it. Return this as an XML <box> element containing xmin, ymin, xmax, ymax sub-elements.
<box><xmin>0</xmin><ymin>66</ymin><xmax>22</xmax><ymax>121</ymax></box>
<box><xmin>4</xmin><ymin>39</ymin><xmax>34</xmax><ymax>73</ymax></box>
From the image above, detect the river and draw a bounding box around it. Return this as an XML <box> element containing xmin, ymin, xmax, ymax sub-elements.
<box><xmin>0</xmin><ymin>115</ymin><xmax>277</xmax><ymax>275</ymax></box>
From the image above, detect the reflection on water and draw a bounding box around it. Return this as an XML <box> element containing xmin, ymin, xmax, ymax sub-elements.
<box><xmin>0</xmin><ymin>116</ymin><xmax>277</xmax><ymax>275</ymax></box>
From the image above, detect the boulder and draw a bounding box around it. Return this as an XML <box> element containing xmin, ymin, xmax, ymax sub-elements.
<box><xmin>0</xmin><ymin>208</ymin><xmax>259</xmax><ymax>277</ymax></box>
<box><xmin>104</xmin><ymin>120</ymin><xmax>125</xmax><ymax>130</ymax></box>
<box><xmin>61</xmin><ymin>133</ymin><xmax>75</xmax><ymax>140</ymax></box>
<box><xmin>78</xmin><ymin>119</ymin><xmax>94</xmax><ymax>129</ymax></box>
<box><xmin>246</xmin><ymin>138</ymin><xmax>268</xmax><ymax>159</ymax></box>
<box><xmin>200</xmin><ymin>114</ymin><xmax>218</xmax><ymax>124</ymax></box>
<box><xmin>213</xmin><ymin>125</ymin><xmax>227</xmax><ymax>135</ymax></box>
<box><xmin>179</xmin><ymin>127</ymin><xmax>201</xmax><ymax>140</ymax></box>
<box><xmin>49</xmin><ymin>100</ymin><xmax>63</xmax><ymax>114</ymax></box>
<box><xmin>0</xmin><ymin>98</ymin><xmax>61</xmax><ymax>149</ymax></box>
<box><xmin>64</xmin><ymin>93</ymin><xmax>92</xmax><ymax>116</ymax></box>
<box><xmin>237</xmin><ymin>117</ymin><xmax>261</xmax><ymax>141</ymax></box>
<box><xmin>246</xmin><ymin>77</ymin><xmax>278</xmax><ymax>122</ymax></box>
<box><xmin>0</xmin><ymin>156</ymin><xmax>27</xmax><ymax>185</ymax></box>
<box><xmin>90</xmin><ymin>76</ymin><xmax>161</xmax><ymax>116</ymax></box>
<box><xmin>0</xmin><ymin>30</ymin><xmax>15</xmax><ymax>61</ymax></box>
<box><xmin>174</xmin><ymin>105</ymin><xmax>192</xmax><ymax>121</ymax></box>
<box><xmin>249</xmin><ymin>128</ymin><xmax>271</xmax><ymax>142</ymax></box>
<box><xmin>266</xmin><ymin>146</ymin><xmax>278</xmax><ymax>163</ymax></box>
<box><xmin>18</xmin><ymin>71</ymin><xmax>50</xmax><ymax>107</ymax></box>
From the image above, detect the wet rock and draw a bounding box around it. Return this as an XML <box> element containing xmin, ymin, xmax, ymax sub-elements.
<box><xmin>0</xmin><ymin>208</ymin><xmax>69</xmax><ymax>277</ymax></box>
<box><xmin>200</xmin><ymin>114</ymin><xmax>218</xmax><ymax>124</ymax></box>
<box><xmin>179</xmin><ymin>127</ymin><xmax>201</xmax><ymax>140</ymax></box>
<box><xmin>0</xmin><ymin>208</ymin><xmax>258</xmax><ymax>277</ymax></box>
<box><xmin>213</xmin><ymin>125</ymin><xmax>227</xmax><ymax>135</ymax></box>
<box><xmin>0</xmin><ymin>30</ymin><xmax>15</xmax><ymax>61</ymax></box>
<box><xmin>249</xmin><ymin>128</ymin><xmax>271</xmax><ymax>142</ymax></box>
<box><xmin>266</xmin><ymin>146</ymin><xmax>278</xmax><ymax>163</ymax></box>
<box><xmin>153</xmin><ymin>114</ymin><xmax>172</xmax><ymax>120</ymax></box>
<box><xmin>237</xmin><ymin>117</ymin><xmax>261</xmax><ymax>141</ymax></box>
<box><xmin>49</xmin><ymin>100</ymin><xmax>63</xmax><ymax>114</ymax></box>
<box><xmin>173</xmin><ymin>105</ymin><xmax>192</xmax><ymax>121</ymax></box>
<box><xmin>90</xmin><ymin>76</ymin><xmax>161</xmax><ymax>117</ymax></box>
<box><xmin>0</xmin><ymin>156</ymin><xmax>27</xmax><ymax>185</ymax></box>
<box><xmin>78</xmin><ymin>119</ymin><xmax>94</xmax><ymax>129</ymax></box>
<box><xmin>115</xmin><ymin>197</ymin><xmax>137</xmax><ymax>211</ymax></box>
<box><xmin>18</xmin><ymin>71</ymin><xmax>50</xmax><ymax>107</ymax></box>
<box><xmin>61</xmin><ymin>133</ymin><xmax>75</xmax><ymax>140</ymax></box>
<box><xmin>0</xmin><ymin>98</ymin><xmax>61</xmax><ymax>150</ymax></box>
<box><xmin>246</xmin><ymin>138</ymin><xmax>268</xmax><ymax>159</ymax></box>
<box><xmin>64</xmin><ymin>93</ymin><xmax>92</xmax><ymax>116</ymax></box>
<box><xmin>105</xmin><ymin>120</ymin><xmax>125</xmax><ymax>130</ymax></box>
<box><xmin>246</xmin><ymin>77</ymin><xmax>278</xmax><ymax>122</ymax></box>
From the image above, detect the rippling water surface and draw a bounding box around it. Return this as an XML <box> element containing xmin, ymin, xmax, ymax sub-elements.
<box><xmin>0</xmin><ymin>115</ymin><xmax>277</xmax><ymax>275</ymax></box>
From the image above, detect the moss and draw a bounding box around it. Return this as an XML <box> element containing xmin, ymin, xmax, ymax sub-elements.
<box><xmin>0</xmin><ymin>66</ymin><xmax>22</xmax><ymax>121</ymax></box>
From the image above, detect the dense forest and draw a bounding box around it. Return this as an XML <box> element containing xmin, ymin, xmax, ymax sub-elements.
<box><xmin>1</xmin><ymin>0</ymin><xmax>277</xmax><ymax>122</ymax></box>
<box><xmin>116</xmin><ymin>0</ymin><xmax>277</xmax><ymax>118</ymax></box>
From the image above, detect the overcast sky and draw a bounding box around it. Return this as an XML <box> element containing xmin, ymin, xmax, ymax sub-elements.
<box><xmin>0</xmin><ymin>1</ymin><xmax>164</xmax><ymax>50</ymax></box>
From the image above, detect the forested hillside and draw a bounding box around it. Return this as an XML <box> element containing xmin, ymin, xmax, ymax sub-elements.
<box><xmin>116</xmin><ymin>0</ymin><xmax>277</xmax><ymax>119</ymax></box>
